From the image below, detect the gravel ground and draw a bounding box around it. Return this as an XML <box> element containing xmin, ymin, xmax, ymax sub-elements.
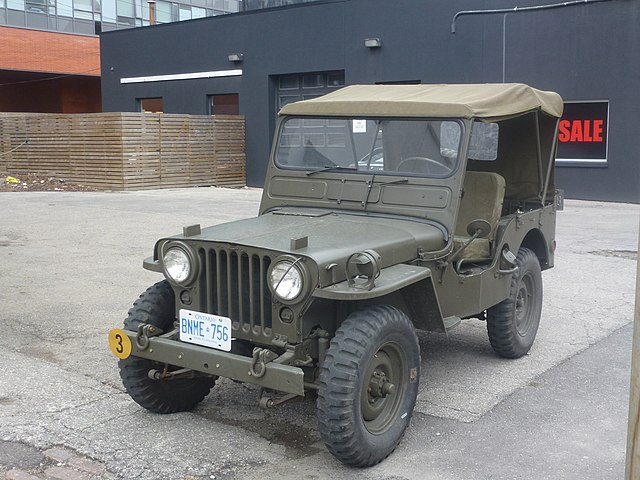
<box><xmin>0</xmin><ymin>173</ymin><xmax>97</xmax><ymax>192</ymax></box>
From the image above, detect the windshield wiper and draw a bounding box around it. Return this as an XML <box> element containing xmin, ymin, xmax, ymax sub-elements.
<box><xmin>305</xmin><ymin>165</ymin><xmax>358</xmax><ymax>176</ymax></box>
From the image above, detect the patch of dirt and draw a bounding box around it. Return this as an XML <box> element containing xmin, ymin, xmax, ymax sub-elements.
<box><xmin>0</xmin><ymin>173</ymin><xmax>97</xmax><ymax>192</ymax></box>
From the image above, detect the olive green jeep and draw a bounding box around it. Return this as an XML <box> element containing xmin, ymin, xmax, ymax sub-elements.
<box><xmin>109</xmin><ymin>83</ymin><xmax>563</xmax><ymax>466</ymax></box>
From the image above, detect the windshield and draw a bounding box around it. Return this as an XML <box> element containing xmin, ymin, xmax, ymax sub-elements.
<box><xmin>275</xmin><ymin>117</ymin><xmax>462</xmax><ymax>178</ymax></box>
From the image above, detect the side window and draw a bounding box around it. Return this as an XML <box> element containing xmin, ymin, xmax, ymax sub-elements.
<box><xmin>440</xmin><ymin>121</ymin><xmax>499</xmax><ymax>161</ymax></box>
<box><xmin>469</xmin><ymin>122</ymin><xmax>499</xmax><ymax>161</ymax></box>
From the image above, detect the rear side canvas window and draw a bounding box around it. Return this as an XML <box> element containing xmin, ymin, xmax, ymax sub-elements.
<box><xmin>441</xmin><ymin>121</ymin><xmax>498</xmax><ymax>161</ymax></box>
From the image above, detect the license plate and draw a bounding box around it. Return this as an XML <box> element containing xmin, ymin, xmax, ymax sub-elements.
<box><xmin>179</xmin><ymin>309</ymin><xmax>232</xmax><ymax>352</ymax></box>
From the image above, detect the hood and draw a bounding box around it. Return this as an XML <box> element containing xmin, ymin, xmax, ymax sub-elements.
<box><xmin>176</xmin><ymin>208</ymin><xmax>445</xmax><ymax>273</ymax></box>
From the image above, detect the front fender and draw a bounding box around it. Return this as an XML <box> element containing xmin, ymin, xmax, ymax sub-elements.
<box><xmin>313</xmin><ymin>264</ymin><xmax>446</xmax><ymax>332</ymax></box>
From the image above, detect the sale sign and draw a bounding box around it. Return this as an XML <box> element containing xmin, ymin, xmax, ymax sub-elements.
<box><xmin>556</xmin><ymin>101</ymin><xmax>608</xmax><ymax>164</ymax></box>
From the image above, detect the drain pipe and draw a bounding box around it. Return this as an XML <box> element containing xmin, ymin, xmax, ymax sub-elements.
<box><xmin>451</xmin><ymin>0</ymin><xmax>620</xmax><ymax>34</ymax></box>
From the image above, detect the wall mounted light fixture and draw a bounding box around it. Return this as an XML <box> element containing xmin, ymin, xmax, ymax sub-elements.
<box><xmin>228</xmin><ymin>53</ymin><xmax>244</xmax><ymax>62</ymax></box>
<box><xmin>364</xmin><ymin>38</ymin><xmax>382</xmax><ymax>48</ymax></box>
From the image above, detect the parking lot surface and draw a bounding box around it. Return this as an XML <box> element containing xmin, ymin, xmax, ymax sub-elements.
<box><xmin>0</xmin><ymin>188</ymin><xmax>637</xmax><ymax>479</ymax></box>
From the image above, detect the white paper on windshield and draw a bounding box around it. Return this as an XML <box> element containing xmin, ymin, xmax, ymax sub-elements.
<box><xmin>352</xmin><ymin>119</ymin><xmax>367</xmax><ymax>133</ymax></box>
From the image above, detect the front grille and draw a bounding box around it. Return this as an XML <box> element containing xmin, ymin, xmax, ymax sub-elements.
<box><xmin>198</xmin><ymin>246</ymin><xmax>273</xmax><ymax>338</ymax></box>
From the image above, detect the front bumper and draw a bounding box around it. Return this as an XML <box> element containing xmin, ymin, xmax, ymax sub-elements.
<box><xmin>120</xmin><ymin>330</ymin><xmax>305</xmax><ymax>396</ymax></box>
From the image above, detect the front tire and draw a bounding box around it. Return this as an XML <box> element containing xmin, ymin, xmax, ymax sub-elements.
<box><xmin>317</xmin><ymin>305</ymin><xmax>420</xmax><ymax>467</ymax></box>
<box><xmin>487</xmin><ymin>247</ymin><xmax>543</xmax><ymax>358</ymax></box>
<box><xmin>118</xmin><ymin>280</ymin><xmax>216</xmax><ymax>413</ymax></box>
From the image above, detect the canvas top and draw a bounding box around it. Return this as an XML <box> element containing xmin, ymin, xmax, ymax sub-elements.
<box><xmin>279</xmin><ymin>83</ymin><xmax>563</xmax><ymax>120</ymax></box>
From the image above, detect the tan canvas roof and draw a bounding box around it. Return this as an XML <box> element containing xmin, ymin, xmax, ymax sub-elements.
<box><xmin>279</xmin><ymin>83</ymin><xmax>563</xmax><ymax>120</ymax></box>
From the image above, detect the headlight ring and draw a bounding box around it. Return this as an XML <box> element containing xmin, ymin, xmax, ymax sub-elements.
<box><xmin>162</xmin><ymin>242</ymin><xmax>198</xmax><ymax>286</ymax></box>
<box><xmin>268</xmin><ymin>257</ymin><xmax>308</xmax><ymax>303</ymax></box>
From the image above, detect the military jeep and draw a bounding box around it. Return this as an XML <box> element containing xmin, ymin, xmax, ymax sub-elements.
<box><xmin>109</xmin><ymin>83</ymin><xmax>563</xmax><ymax>467</ymax></box>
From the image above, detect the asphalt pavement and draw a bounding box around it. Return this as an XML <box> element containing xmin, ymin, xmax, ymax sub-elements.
<box><xmin>0</xmin><ymin>188</ymin><xmax>637</xmax><ymax>480</ymax></box>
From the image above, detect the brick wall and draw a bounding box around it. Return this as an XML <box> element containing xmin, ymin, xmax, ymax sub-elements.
<box><xmin>0</xmin><ymin>26</ymin><xmax>100</xmax><ymax>76</ymax></box>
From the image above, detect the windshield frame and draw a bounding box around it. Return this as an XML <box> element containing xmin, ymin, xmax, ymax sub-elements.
<box><xmin>273</xmin><ymin>115</ymin><xmax>467</xmax><ymax>180</ymax></box>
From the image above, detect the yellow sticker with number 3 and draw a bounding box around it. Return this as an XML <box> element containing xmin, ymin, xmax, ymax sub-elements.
<box><xmin>108</xmin><ymin>328</ymin><xmax>132</xmax><ymax>359</ymax></box>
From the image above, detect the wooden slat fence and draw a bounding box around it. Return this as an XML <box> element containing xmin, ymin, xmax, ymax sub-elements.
<box><xmin>0</xmin><ymin>112</ymin><xmax>245</xmax><ymax>190</ymax></box>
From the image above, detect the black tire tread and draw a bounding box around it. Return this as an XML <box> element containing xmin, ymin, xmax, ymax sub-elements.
<box><xmin>487</xmin><ymin>247</ymin><xmax>542</xmax><ymax>359</ymax></box>
<box><xmin>317</xmin><ymin>305</ymin><xmax>420</xmax><ymax>467</ymax></box>
<box><xmin>118</xmin><ymin>280</ymin><xmax>215</xmax><ymax>414</ymax></box>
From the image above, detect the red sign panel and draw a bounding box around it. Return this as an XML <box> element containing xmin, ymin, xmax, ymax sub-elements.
<box><xmin>556</xmin><ymin>101</ymin><xmax>608</xmax><ymax>164</ymax></box>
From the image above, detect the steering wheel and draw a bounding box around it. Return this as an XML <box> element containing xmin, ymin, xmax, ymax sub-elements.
<box><xmin>396</xmin><ymin>156</ymin><xmax>452</xmax><ymax>175</ymax></box>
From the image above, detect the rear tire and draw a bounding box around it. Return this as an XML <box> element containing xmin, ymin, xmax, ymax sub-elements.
<box><xmin>487</xmin><ymin>247</ymin><xmax>542</xmax><ymax>358</ymax></box>
<box><xmin>317</xmin><ymin>305</ymin><xmax>420</xmax><ymax>467</ymax></box>
<box><xmin>119</xmin><ymin>280</ymin><xmax>216</xmax><ymax>413</ymax></box>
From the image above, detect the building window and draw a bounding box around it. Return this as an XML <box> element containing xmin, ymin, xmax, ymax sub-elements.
<box><xmin>25</xmin><ymin>0</ymin><xmax>46</xmax><ymax>13</ymax></box>
<box><xmin>102</xmin><ymin>0</ymin><xmax>116</xmax><ymax>22</ymax></box>
<box><xmin>155</xmin><ymin>0</ymin><xmax>171</xmax><ymax>22</ymax></box>
<box><xmin>7</xmin><ymin>0</ymin><xmax>24</xmax><ymax>10</ymax></box>
<box><xmin>209</xmin><ymin>94</ymin><xmax>239</xmax><ymax>115</ymax></box>
<box><xmin>139</xmin><ymin>97</ymin><xmax>163</xmax><ymax>112</ymax></box>
<box><xmin>73</xmin><ymin>0</ymin><xmax>93</xmax><ymax>19</ymax></box>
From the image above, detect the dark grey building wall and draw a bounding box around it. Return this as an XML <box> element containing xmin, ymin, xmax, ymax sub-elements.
<box><xmin>101</xmin><ymin>0</ymin><xmax>640</xmax><ymax>202</ymax></box>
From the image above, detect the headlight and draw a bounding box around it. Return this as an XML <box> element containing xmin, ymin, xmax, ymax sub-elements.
<box><xmin>163</xmin><ymin>247</ymin><xmax>192</xmax><ymax>284</ymax></box>
<box><xmin>269</xmin><ymin>260</ymin><xmax>304</xmax><ymax>301</ymax></box>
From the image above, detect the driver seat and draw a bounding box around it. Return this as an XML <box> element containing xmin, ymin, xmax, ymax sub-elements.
<box><xmin>453</xmin><ymin>171</ymin><xmax>506</xmax><ymax>260</ymax></box>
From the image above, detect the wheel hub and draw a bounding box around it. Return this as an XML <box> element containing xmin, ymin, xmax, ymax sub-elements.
<box><xmin>360</xmin><ymin>345</ymin><xmax>407</xmax><ymax>434</ymax></box>
<box><xmin>368</xmin><ymin>370</ymin><xmax>396</xmax><ymax>399</ymax></box>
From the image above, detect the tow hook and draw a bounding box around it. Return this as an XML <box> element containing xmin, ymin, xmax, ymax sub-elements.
<box><xmin>136</xmin><ymin>323</ymin><xmax>163</xmax><ymax>350</ymax></box>
<box><xmin>249</xmin><ymin>348</ymin><xmax>278</xmax><ymax>378</ymax></box>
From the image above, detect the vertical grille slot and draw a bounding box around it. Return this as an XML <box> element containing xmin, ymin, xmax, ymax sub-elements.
<box><xmin>198</xmin><ymin>246</ymin><xmax>272</xmax><ymax>338</ymax></box>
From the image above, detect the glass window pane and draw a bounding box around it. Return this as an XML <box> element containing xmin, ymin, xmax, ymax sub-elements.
<box><xmin>327</xmin><ymin>72</ymin><xmax>345</xmax><ymax>88</ymax></box>
<box><xmin>134</xmin><ymin>0</ymin><xmax>146</xmax><ymax>19</ymax></box>
<box><xmin>303</xmin><ymin>74</ymin><xmax>323</xmax><ymax>89</ymax></box>
<box><xmin>179</xmin><ymin>5</ymin><xmax>190</xmax><ymax>20</ymax></box>
<box><xmin>57</xmin><ymin>0</ymin><xmax>72</xmax><ymax>16</ymax></box>
<box><xmin>7</xmin><ymin>0</ymin><xmax>25</xmax><ymax>10</ymax></box>
<box><xmin>192</xmin><ymin>6</ymin><xmax>205</xmax><ymax>17</ymax></box>
<box><xmin>102</xmin><ymin>0</ymin><xmax>115</xmax><ymax>22</ymax></box>
<box><xmin>25</xmin><ymin>0</ymin><xmax>46</xmax><ymax>13</ymax></box>
<box><xmin>116</xmin><ymin>0</ymin><xmax>133</xmax><ymax>17</ymax></box>
<box><xmin>156</xmin><ymin>0</ymin><xmax>170</xmax><ymax>22</ymax></box>
<box><xmin>278</xmin><ymin>75</ymin><xmax>298</xmax><ymax>90</ymax></box>
<box><xmin>74</xmin><ymin>0</ymin><xmax>93</xmax><ymax>20</ymax></box>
